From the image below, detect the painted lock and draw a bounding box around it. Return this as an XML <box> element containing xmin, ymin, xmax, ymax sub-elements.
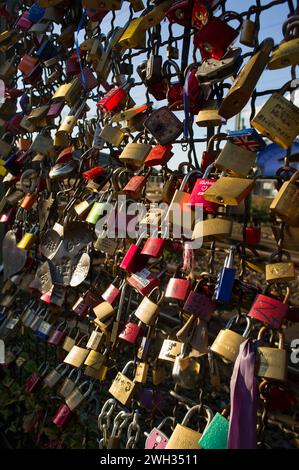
<box><xmin>248</xmin><ymin>288</ymin><xmax>290</xmax><ymax>329</ymax></box>
<box><xmin>52</xmin><ymin>403</ymin><xmax>73</xmax><ymax>429</ymax></box>
<box><xmin>166</xmin><ymin>405</ymin><xmax>213</xmax><ymax>449</ymax></box>
<box><xmin>118</xmin><ymin>321</ymin><xmax>142</xmax><ymax>344</ymax></box>
<box><xmin>210</xmin><ymin>316</ymin><xmax>252</xmax><ymax>362</ymax></box>
<box><xmin>17</xmin><ymin>232</ymin><xmax>37</xmax><ymax>250</ymax></box>
<box><xmin>48</xmin><ymin>321</ymin><xmax>68</xmax><ymax>346</ymax></box>
<box><xmin>145</xmin><ymin>417</ymin><xmax>175</xmax><ymax>449</ymax></box>
<box><xmin>198</xmin><ymin>412</ymin><xmax>229</xmax><ymax>449</ymax></box>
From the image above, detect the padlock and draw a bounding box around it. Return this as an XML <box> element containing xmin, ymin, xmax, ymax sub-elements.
<box><xmin>144</xmin><ymin>144</ymin><xmax>173</xmax><ymax>167</ymax></box>
<box><xmin>109</xmin><ymin>361</ymin><xmax>136</xmax><ymax>406</ymax></box>
<box><xmin>196</xmin><ymin>48</ymin><xmax>243</xmax><ymax>84</ymax></box>
<box><xmin>0</xmin><ymin>133</ymin><xmax>15</xmax><ymax>159</ymax></box>
<box><xmin>198</xmin><ymin>410</ymin><xmax>229</xmax><ymax>449</ymax></box>
<box><xmin>35</xmin><ymin>314</ymin><xmax>53</xmax><ymax>340</ymax></box>
<box><xmin>265</xmin><ymin>252</ymin><xmax>295</xmax><ymax>283</ymax></box>
<box><xmin>85</xmin><ymin>191</ymin><xmax>113</xmax><ymax>225</ymax></box>
<box><xmin>118</xmin><ymin>319</ymin><xmax>142</xmax><ymax>344</ymax></box>
<box><xmin>52</xmin><ymin>403</ymin><xmax>73</xmax><ymax>429</ymax></box>
<box><xmin>101</xmin><ymin>277</ymin><xmax>125</xmax><ymax>307</ymax></box>
<box><xmin>228</xmin><ymin>127</ymin><xmax>266</xmax><ymax>152</ymax></box>
<box><xmin>100</xmin><ymin>125</ymin><xmax>125</xmax><ymax>147</ymax></box>
<box><xmin>146</xmin><ymin>41</ymin><xmax>163</xmax><ymax>86</ymax></box>
<box><xmin>210</xmin><ymin>316</ymin><xmax>252</xmax><ymax>362</ymax></box>
<box><xmin>194</xmin><ymin>11</ymin><xmax>242</xmax><ymax>61</ymax></box>
<box><xmin>240</xmin><ymin>6</ymin><xmax>258</xmax><ymax>47</ymax></box>
<box><xmin>123</xmin><ymin>168</ymin><xmax>152</xmax><ymax>197</ymax></box>
<box><xmin>214</xmin><ymin>141</ymin><xmax>256</xmax><ymax>177</ymax></box>
<box><xmin>189</xmin><ymin>163</ymin><xmax>220</xmax><ymax>213</ymax></box>
<box><xmin>120</xmin><ymin>233</ymin><xmax>149</xmax><ymax>273</ymax></box>
<box><xmin>144</xmin><ymin>106</ymin><xmax>183</xmax><ymax>146</ymax></box>
<box><xmin>17</xmin><ymin>230</ymin><xmax>37</xmax><ymax>250</ymax></box>
<box><xmin>43</xmin><ymin>363</ymin><xmax>69</xmax><ymax>389</ymax></box>
<box><xmin>248</xmin><ymin>287</ymin><xmax>290</xmax><ymax>329</ymax></box>
<box><xmin>196</xmin><ymin>100</ymin><xmax>225</xmax><ymax>127</ymax></box>
<box><xmin>134</xmin><ymin>287</ymin><xmax>164</xmax><ymax>326</ymax></box>
<box><xmin>86</xmin><ymin>327</ymin><xmax>105</xmax><ymax>351</ymax></box>
<box><xmin>183</xmin><ymin>275</ymin><xmax>216</xmax><ymax>321</ymax></box>
<box><xmin>84</xmin><ymin>350</ymin><xmax>105</xmax><ymax>370</ymax></box>
<box><xmin>257</xmin><ymin>327</ymin><xmax>287</xmax><ymax>381</ymax></box>
<box><xmin>17</xmin><ymin>53</ymin><xmax>39</xmax><ymax>76</ymax></box>
<box><xmin>65</xmin><ymin>380</ymin><xmax>93</xmax><ymax>411</ymax></box>
<box><xmin>158</xmin><ymin>338</ymin><xmax>184</xmax><ymax>363</ymax></box>
<box><xmin>59</xmin><ymin>369</ymin><xmax>82</xmax><ymax>399</ymax></box>
<box><xmin>203</xmin><ymin>176</ymin><xmax>255</xmax><ymax>205</ymax></box>
<box><xmin>97</xmin><ymin>79</ymin><xmax>134</xmax><ymax>113</ymax></box>
<box><xmin>166</xmin><ymin>0</ymin><xmax>193</xmax><ymax>27</ymax></box>
<box><xmin>93</xmin><ymin>301</ymin><xmax>115</xmax><ymax>323</ymax></box>
<box><xmin>134</xmin><ymin>362</ymin><xmax>149</xmax><ymax>384</ymax></box>
<box><xmin>48</xmin><ymin>321</ymin><xmax>68</xmax><ymax>346</ymax></box>
<box><xmin>119</xmin><ymin>135</ymin><xmax>152</xmax><ymax>168</ymax></box>
<box><xmin>140</xmin><ymin>230</ymin><xmax>166</xmax><ymax>259</ymax></box>
<box><xmin>270</xmin><ymin>171</ymin><xmax>299</xmax><ymax>226</ymax></box>
<box><xmin>268</xmin><ymin>16</ymin><xmax>299</xmax><ymax>69</ymax></box>
<box><xmin>245</xmin><ymin>221</ymin><xmax>261</xmax><ymax>246</ymax></box>
<box><xmin>56</xmin><ymin>98</ymin><xmax>88</xmax><ymax>138</ymax></box>
<box><xmin>166</xmin><ymin>169</ymin><xmax>202</xmax><ymax>237</ymax></box>
<box><xmin>72</xmin><ymin>289</ymin><xmax>102</xmax><ymax>318</ymax></box>
<box><xmin>63</xmin><ymin>335</ymin><xmax>89</xmax><ymax>368</ymax></box>
<box><xmin>219</xmin><ymin>38</ymin><xmax>274</xmax><ymax>119</ymax></box>
<box><xmin>214</xmin><ymin>246</ymin><xmax>236</xmax><ymax>303</ymax></box>
<box><xmin>166</xmin><ymin>405</ymin><xmax>213</xmax><ymax>449</ymax></box>
<box><xmin>24</xmin><ymin>362</ymin><xmax>49</xmax><ymax>393</ymax></box>
<box><xmin>252</xmin><ymin>79</ymin><xmax>299</xmax><ymax>149</ymax></box>
<box><xmin>165</xmin><ymin>269</ymin><xmax>191</xmax><ymax>302</ymax></box>
<box><xmin>172</xmin><ymin>342</ymin><xmax>201</xmax><ymax>389</ymax></box>
<box><xmin>145</xmin><ymin>416</ymin><xmax>175</xmax><ymax>449</ymax></box>
<box><xmin>117</xmin><ymin>17</ymin><xmax>146</xmax><ymax>49</ymax></box>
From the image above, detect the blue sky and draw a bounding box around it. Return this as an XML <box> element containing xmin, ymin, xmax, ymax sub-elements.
<box><xmin>76</xmin><ymin>0</ymin><xmax>294</xmax><ymax>169</ymax></box>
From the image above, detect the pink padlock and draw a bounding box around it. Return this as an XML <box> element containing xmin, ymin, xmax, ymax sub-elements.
<box><xmin>127</xmin><ymin>268</ymin><xmax>160</xmax><ymax>297</ymax></box>
<box><xmin>24</xmin><ymin>362</ymin><xmax>49</xmax><ymax>393</ymax></box>
<box><xmin>101</xmin><ymin>277</ymin><xmax>125</xmax><ymax>306</ymax></box>
<box><xmin>52</xmin><ymin>403</ymin><xmax>73</xmax><ymax>429</ymax></box>
<box><xmin>189</xmin><ymin>164</ymin><xmax>219</xmax><ymax>213</ymax></box>
<box><xmin>165</xmin><ymin>270</ymin><xmax>191</xmax><ymax>302</ymax></box>
<box><xmin>145</xmin><ymin>417</ymin><xmax>175</xmax><ymax>449</ymax></box>
<box><xmin>118</xmin><ymin>321</ymin><xmax>142</xmax><ymax>344</ymax></box>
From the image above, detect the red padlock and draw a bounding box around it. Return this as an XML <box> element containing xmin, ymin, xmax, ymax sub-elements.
<box><xmin>144</xmin><ymin>144</ymin><xmax>173</xmax><ymax>167</ymax></box>
<box><xmin>56</xmin><ymin>146</ymin><xmax>74</xmax><ymax>164</ymax></box>
<box><xmin>166</xmin><ymin>0</ymin><xmax>194</xmax><ymax>27</ymax></box>
<box><xmin>118</xmin><ymin>321</ymin><xmax>142</xmax><ymax>344</ymax></box>
<box><xmin>0</xmin><ymin>207</ymin><xmax>16</xmax><ymax>224</ymax></box>
<box><xmin>97</xmin><ymin>79</ymin><xmax>134</xmax><ymax>113</ymax></box>
<box><xmin>76</xmin><ymin>67</ymin><xmax>98</xmax><ymax>90</ymax></box>
<box><xmin>165</xmin><ymin>269</ymin><xmax>191</xmax><ymax>302</ymax></box>
<box><xmin>183</xmin><ymin>276</ymin><xmax>216</xmax><ymax>321</ymax></box>
<box><xmin>186</xmin><ymin>67</ymin><xmax>206</xmax><ymax>115</ymax></box>
<box><xmin>83</xmin><ymin>166</ymin><xmax>106</xmax><ymax>181</ymax></box>
<box><xmin>47</xmin><ymin>101</ymin><xmax>65</xmax><ymax>119</ymax></box>
<box><xmin>123</xmin><ymin>169</ymin><xmax>151</xmax><ymax>197</ymax></box>
<box><xmin>245</xmin><ymin>223</ymin><xmax>261</xmax><ymax>246</ymax></box>
<box><xmin>101</xmin><ymin>278</ymin><xmax>125</xmax><ymax>306</ymax></box>
<box><xmin>194</xmin><ymin>14</ymin><xmax>240</xmax><ymax>60</ymax></box>
<box><xmin>141</xmin><ymin>234</ymin><xmax>166</xmax><ymax>259</ymax></box>
<box><xmin>120</xmin><ymin>234</ymin><xmax>149</xmax><ymax>273</ymax></box>
<box><xmin>16</xmin><ymin>11</ymin><xmax>33</xmax><ymax>30</ymax></box>
<box><xmin>192</xmin><ymin>0</ymin><xmax>213</xmax><ymax>30</ymax></box>
<box><xmin>24</xmin><ymin>363</ymin><xmax>49</xmax><ymax>393</ymax></box>
<box><xmin>148</xmin><ymin>80</ymin><xmax>168</xmax><ymax>101</ymax></box>
<box><xmin>248</xmin><ymin>289</ymin><xmax>290</xmax><ymax>329</ymax></box>
<box><xmin>52</xmin><ymin>403</ymin><xmax>73</xmax><ymax>429</ymax></box>
<box><xmin>127</xmin><ymin>268</ymin><xmax>160</xmax><ymax>297</ymax></box>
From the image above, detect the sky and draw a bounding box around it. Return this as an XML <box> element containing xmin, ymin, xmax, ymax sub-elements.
<box><xmin>74</xmin><ymin>0</ymin><xmax>296</xmax><ymax>170</ymax></box>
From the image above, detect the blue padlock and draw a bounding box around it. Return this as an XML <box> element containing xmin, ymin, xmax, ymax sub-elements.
<box><xmin>36</xmin><ymin>37</ymin><xmax>59</xmax><ymax>61</ymax></box>
<box><xmin>28</xmin><ymin>3</ymin><xmax>45</xmax><ymax>23</ymax></box>
<box><xmin>35</xmin><ymin>319</ymin><xmax>52</xmax><ymax>341</ymax></box>
<box><xmin>214</xmin><ymin>246</ymin><xmax>236</xmax><ymax>303</ymax></box>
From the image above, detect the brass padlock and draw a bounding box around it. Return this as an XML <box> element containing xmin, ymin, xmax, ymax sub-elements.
<box><xmin>270</xmin><ymin>171</ymin><xmax>299</xmax><ymax>225</ymax></box>
<box><xmin>257</xmin><ymin>327</ymin><xmax>287</xmax><ymax>381</ymax></box>
<box><xmin>251</xmin><ymin>79</ymin><xmax>299</xmax><ymax>149</ymax></box>
<box><xmin>84</xmin><ymin>350</ymin><xmax>105</xmax><ymax>370</ymax></box>
<box><xmin>192</xmin><ymin>217</ymin><xmax>233</xmax><ymax>242</ymax></box>
<box><xmin>265</xmin><ymin>251</ymin><xmax>296</xmax><ymax>283</ymax></box>
<box><xmin>203</xmin><ymin>176</ymin><xmax>255</xmax><ymax>205</ymax></box>
<box><xmin>211</xmin><ymin>316</ymin><xmax>252</xmax><ymax>362</ymax></box>
<box><xmin>100</xmin><ymin>124</ymin><xmax>125</xmax><ymax>147</ymax></box>
<box><xmin>109</xmin><ymin>361</ymin><xmax>136</xmax><ymax>406</ymax></box>
<box><xmin>119</xmin><ymin>137</ymin><xmax>152</xmax><ymax>167</ymax></box>
<box><xmin>214</xmin><ymin>141</ymin><xmax>256</xmax><ymax>177</ymax></box>
<box><xmin>93</xmin><ymin>301</ymin><xmax>115</xmax><ymax>323</ymax></box>
<box><xmin>86</xmin><ymin>327</ymin><xmax>105</xmax><ymax>351</ymax></box>
<box><xmin>134</xmin><ymin>288</ymin><xmax>163</xmax><ymax>326</ymax></box>
<box><xmin>84</xmin><ymin>364</ymin><xmax>108</xmax><ymax>381</ymax></box>
<box><xmin>63</xmin><ymin>335</ymin><xmax>89</xmax><ymax>367</ymax></box>
<box><xmin>219</xmin><ymin>38</ymin><xmax>274</xmax><ymax>119</ymax></box>
<box><xmin>166</xmin><ymin>405</ymin><xmax>213</xmax><ymax>449</ymax></box>
<box><xmin>158</xmin><ymin>339</ymin><xmax>184</xmax><ymax>363</ymax></box>
<box><xmin>134</xmin><ymin>362</ymin><xmax>149</xmax><ymax>384</ymax></box>
<box><xmin>239</xmin><ymin>6</ymin><xmax>258</xmax><ymax>47</ymax></box>
<box><xmin>268</xmin><ymin>16</ymin><xmax>299</xmax><ymax>69</ymax></box>
<box><xmin>196</xmin><ymin>101</ymin><xmax>226</xmax><ymax>128</ymax></box>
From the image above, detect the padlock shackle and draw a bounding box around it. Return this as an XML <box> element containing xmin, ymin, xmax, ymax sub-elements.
<box><xmin>257</xmin><ymin>326</ymin><xmax>285</xmax><ymax>349</ymax></box>
<box><xmin>181</xmin><ymin>404</ymin><xmax>214</xmax><ymax>429</ymax></box>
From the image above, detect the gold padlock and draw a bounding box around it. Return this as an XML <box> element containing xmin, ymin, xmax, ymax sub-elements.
<box><xmin>100</xmin><ymin>125</ymin><xmax>125</xmax><ymax>147</ymax></box>
<box><xmin>219</xmin><ymin>38</ymin><xmax>274</xmax><ymax>120</ymax></box>
<box><xmin>134</xmin><ymin>288</ymin><xmax>163</xmax><ymax>326</ymax></box>
<box><xmin>86</xmin><ymin>327</ymin><xmax>105</xmax><ymax>351</ymax></box>
<box><xmin>119</xmin><ymin>141</ymin><xmax>152</xmax><ymax>167</ymax></box>
<box><xmin>93</xmin><ymin>301</ymin><xmax>115</xmax><ymax>322</ymax></box>
<box><xmin>63</xmin><ymin>335</ymin><xmax>88</xmax><ymax>366</ymax></box>
<box><xmin>270</xmin><ymin>171</ymin><xmax>299</xmax><ymax>226</ymax></box>
<box><xmin>17</xmin><ymin>232</ymin><xmax>37</xmax><ymax>250</ymax></box>
<box><xmin>268</xmin><ymin>16</ymin><xmax>299</xmax><ymax>69</ymax></box>
<box><xmin>118</xmin><ymin>17</ymin><xmax>147</xmax><ymax>49</ymax></box>
<box><xmin>166</xmin><ymin>405</ymin><xmax>213</xmax><ymax>449</ymax></box>
<box><xmin>192</xmin><ymin>217</ymin><xmax>233</xmax><ymax>242</ymax></box>
<box><xmin>257</xmin><ymin>327</ymin><xmax>287</xmax><ymax>381</ymax></box>
<box><xmin>210</xmin><ymin>316</ymin><xmax>252</xmax><ymax>363</ymax></box>
<box><xmin>251</xmin><ymin>79</ymin><xmax>299</xmax><ymax>149</ymax></box>
<box><xmin>84</xmin><ymin>350</ymin><xmax>105</xmax><ymax>370</ymax></box>
<box><xmin>158</xmin><ymin>339</ymin><xmax>184</xmax><ymax>363</ymax></box>
<box><xmin>265</xmin><ymin>251</ymin><xmax>296</xmax><ymax>283</ymax></box>
<box><xmin>203</xmin><ymin>176</ymin><xmax>255</xmax><ymax>206</ymax></box>
<box><xmin>196</xmin><ymin>101</ymin><xmax>226</xmax><ymax>128</ymax></box>
<box><xmin>134</xmin><ymin>362</ymin><xmax>149</xmax><ymax>384</ymax></box>
<box><xmin>84</xmin><ymin>364</ymin><xmax>108</xmax><ymax>381</ymax></box>
<box><xmin>214</xmin><ymin>141</ymin><xmax>256</xmax><ymax>177</ymax></box>
<box><xmin>109</xmin><ymin>361</ymin><xmax>136</xmax><ymax>406</ymax></box>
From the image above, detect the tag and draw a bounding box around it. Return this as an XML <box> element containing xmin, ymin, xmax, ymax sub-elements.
<box><xmin>131</xmin><ymin>268</ymin><xmax>152</xmax><ymax>288</ymax></box>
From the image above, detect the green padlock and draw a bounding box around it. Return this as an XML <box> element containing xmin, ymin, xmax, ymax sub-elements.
<box><xmin>85</xmin><ymin>191</ymin><xmax>113</xmax><ymax>225</ymax></box>
<box><xmin>198</xmin><ymin>412</ymin><xmax>229</xmax><ymax>449</ymax></box>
